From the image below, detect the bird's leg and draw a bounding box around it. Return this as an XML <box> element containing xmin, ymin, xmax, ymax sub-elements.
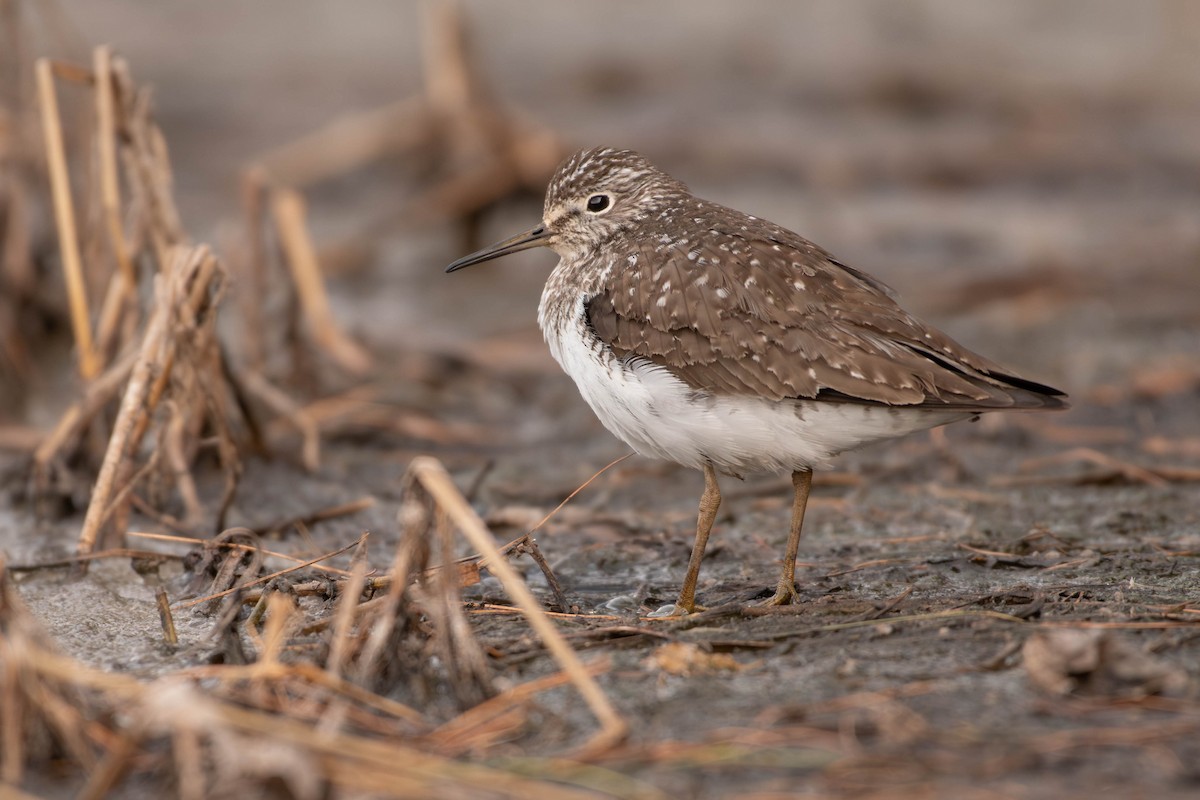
<box><xmin>767</xmin><ymin>468</ymin><xmax>813</xmax><ymax>606</ymax></box>
<box><xmin>665</xmin><ymin>461</ymin><xmax>721</xmax><ymax>615</ymax></box>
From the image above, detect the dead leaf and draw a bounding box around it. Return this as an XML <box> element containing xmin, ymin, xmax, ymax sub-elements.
<box><xmin>647</xmin><ymin>642</ymin><xmax>741</xmax><ymax>676</ymax></box>
<box><xmin>1022</xmin><ymin>629</ymin><xmax>1191</xmax><ymax>698</ymax></box>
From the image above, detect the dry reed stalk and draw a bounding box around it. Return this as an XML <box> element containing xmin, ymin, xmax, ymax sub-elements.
<box><xmin>110</xmin><ymin>58</ymin><xmax>184</xmax><ymax>260</ymax></box>
<box><xmin>3</xmin><ymin>578</ymin><xmax>588</xmax><ymax>797</ymax></box>
<box><xmin>236</xmin><ymin>368</ymin><xmax>320</xmax><ymax>470</ymax></box>
<box><xmin>271</xmin><ymin>187</ymin><xmax>372</xmax><ymax>376</ymax></box>
<box><xmin>408</xmin><ymin>455</ymin><xmax>628</xmax><ymax>750</ymax></box>
<box><xmin>422</xmin><ymin>0</ymin><xmax>479</xmax><ymax>116</ymax></box>
<box><xmin>261</xmin><ymin>385</ymin><xmax>494</xmax><ymax>447</ymax></box>
<box><xmin>77</xmin><ymin>245</ymin><xmax>224</xmax><ymax>556</ymax></box>
<box><xmin>425</xmin><ymin>502</ymin><xmax>494</xmax><ymax>705</ymax></box>
<box><xmin>31</xmin><ymin>348</ymin><xmax>136</xmax><ymax>486</ymax></box>
<box><xmin>129</xmin><ymin>530</ymin><xmax>356</xmax><ymax>578</ymax></box>
<box><xmin>36</xmin><ymin>57</ymin><xmax>97</xmax><ymax>380</ymax></box>
<box><xmin>154</xmin><ymin>586</ymin><xmax>178</xmax><ymax>645</ymax></box>
<box><xmin>229</xmin><ymin>0</ymin><xmax>563</xmax><ymax>394</ymax></box>
<box><xmin>253</xmin><ymin>495</ymin><xmax>377</xmax><ymax>538</ymax></box>
<box><xmin>92</xmin><ymin>46</ymin><xmax>134</xmax><ymax>287</ymax></box>
<box><xmin>427</xmin><ymin>658</ymin><xmax>611</xmax><ymax>756</ymax></box>
<box><xmin>348</xmin><ymin>501</ymin><xmax>426</xmax><ymax>688</ymax></box>
<box><xmin>25</xmin><ymin>50</ymin><xmax>264</xmax><ymax>538</ymax></box>
<box><xmin>176</xmin><ymin>532</ymin><xmax>364</xmax><ymax>611</ymax></box>
<box><xmin>91</xmin><ymin>46</ymin><xmax>137</xmax><ymax>364</ymax></box>
<box><xmin>255</xmin><ymin>96</ymin><xmax>431</xmax><ymax>188</ymax></box>
<box><xmin>325</xmin><ymin>539</ymin><xmax>370</xmax><ymax>680</ymax></box>
<box><xmin>238</xmin><ymin>168</ymin><xmax>268</xmax><ymax>371</ymax></box>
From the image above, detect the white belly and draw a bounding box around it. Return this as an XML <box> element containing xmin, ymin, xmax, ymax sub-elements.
<box><xmin>539</xmin><ymin>295</ymin><xmax>968</xmax><ymax>475</ymax></box>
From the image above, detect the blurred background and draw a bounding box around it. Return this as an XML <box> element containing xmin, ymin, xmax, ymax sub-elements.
<box><xmin>51</xmin><ymin>0</ymin><xmax>1200</xmax><ymax>377</ymax></box>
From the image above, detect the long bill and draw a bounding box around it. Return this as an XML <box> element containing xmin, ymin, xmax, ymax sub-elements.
<box><xmin>444</xmin><ymin>225</ymin><xmax>553</xmax><ymax>273</ymax></box>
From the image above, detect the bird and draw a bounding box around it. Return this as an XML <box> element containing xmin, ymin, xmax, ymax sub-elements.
<box><xmin>446</xmin><ymin>146</ymin><xmax>1067</xmax><ymax>616</ymax></box>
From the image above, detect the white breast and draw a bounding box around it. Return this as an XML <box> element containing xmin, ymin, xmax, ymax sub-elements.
<box><xmin>538</xmin><ymin>290</ymin><xmax>967</xmax><ymax>475</ymax></box>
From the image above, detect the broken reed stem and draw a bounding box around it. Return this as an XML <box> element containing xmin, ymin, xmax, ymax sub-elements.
<box><xmin>92</xmin><ymin>47</ymin><xmax>138</xmax><ymax>363</ymax></box>
<box><xmin>253</xmin><ymin>97</ymin><xmax>429</xmax><ymax>188</ymax></box>
<box><xmin>326</xmin><ymin>542</ymin><xmax>369</xmax><ymax>680</ymax></box>
<box><xmin>408</xmin><ymin>456</ymin><xmax>627</xmax><ymax>748</ymax></box>
<box><xmin>77</xmin><ymin>246</ymin><xmax>214</xmax><ymax>556</ymax></box>
<box><xmin>422</xmin><ymin>0</ymin><xmax>479</xmax><ymax>117</ymax></box>
<box><xmin>175</xmin><ymin>533</ymin><xmax>366</xmax><ymax>610</ymax></box>
<box><xmin>32</xmin><ymin>348</ymin><xmax>136</xmax><ymax>475</ymax></box>
<box><xmin>93</xmin><ymin>46</ymin><xmax>135</xmax><ymax>287</ymax></box>
<box><xmin>238</xmin><ymin>369</ymin><xmax>321</xmax><ymax>470</ymax></box>
<box><xmin>128</xmin><ymin>531</ymin><xmax>354</xmax><ymax>578</ymax></box>
<box><xmin>239</xmin><ymin>168</ymin><xmax>268</xmax><ymax>371</ymax></box>
<box><xmin>36</xmin><ymin>57</ymin><xmax>98</xmax><ymax>380</ymax></box>
<box><xmin>155</xmin><ymin>587</ymin><xmax>177</xmax><ymax>645</ymax></box>
<box><xmin>271</xmin><ymin>188</ymin><xmax>372</xmax><ymax>376</ymax></box>
<box><xmin>77</xmin><ymin>262</ymin><xmax>172</xmax><ymax>556</ymax></box>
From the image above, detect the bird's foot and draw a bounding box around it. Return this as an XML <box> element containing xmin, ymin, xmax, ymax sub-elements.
<box><xmin>762</xmin><ymin>581</ymin><xmax>799</xmax><ymax>607</ymax></box>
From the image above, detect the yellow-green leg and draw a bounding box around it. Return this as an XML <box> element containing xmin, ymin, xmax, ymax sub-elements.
<box><xmin>655</xmin><ymin>462</ymin><xmax>721</xmax><ymax>616</ymax></box>
<box><xmin>767</xmin><ymin>468</ymin><xmax>813</xmax><ymax>606</ymax></box>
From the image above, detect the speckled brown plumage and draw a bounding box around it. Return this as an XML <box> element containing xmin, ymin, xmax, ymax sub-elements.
<box><xmin>552</xmin><ymin>149</ymin><xmax>1064</xmax><ymax>411</ymax></box>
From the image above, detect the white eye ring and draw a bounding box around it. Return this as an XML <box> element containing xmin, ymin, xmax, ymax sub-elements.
<box><xmin>586</xmin><ymin>194</ymin><xmax>611</xmax><ymax>213</ymax></box>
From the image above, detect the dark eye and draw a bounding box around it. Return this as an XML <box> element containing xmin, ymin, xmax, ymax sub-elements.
<box><xmin>586</xmin><ymin>194</ymin><xmax>611</xmax><ymax>213</ymax></box>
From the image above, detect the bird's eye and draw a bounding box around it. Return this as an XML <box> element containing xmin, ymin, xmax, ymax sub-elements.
<box><xmin>586</xmin><ymin>194</ymin><xmax>611</xmax><ymax>213</ymax></box>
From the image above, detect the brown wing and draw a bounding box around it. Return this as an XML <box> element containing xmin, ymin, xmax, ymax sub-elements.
<box><xmin>586</xmin><ymin>206</ymin><xmax>1066</xmax><ymax>411</ymax></box>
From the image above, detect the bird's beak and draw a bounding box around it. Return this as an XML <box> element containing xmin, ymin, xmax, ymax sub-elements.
<box><xmin>444</xmin><ymin>225</ymin><xmax>553</xmax><ymax>273</ymax></box>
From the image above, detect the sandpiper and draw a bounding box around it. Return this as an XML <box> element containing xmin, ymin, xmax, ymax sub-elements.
<box><xmin>446</xmin><ymin>147</ymin><xmax>1067</xmax><ymax>615</ymax></box>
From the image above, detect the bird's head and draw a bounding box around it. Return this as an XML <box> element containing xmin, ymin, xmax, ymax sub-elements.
<box><xmin>445</xmin><ymin>147</ymin><xmax>688</xmax><ymax>273</ymax></box>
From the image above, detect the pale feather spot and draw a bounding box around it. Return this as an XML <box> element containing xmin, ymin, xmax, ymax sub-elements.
<box><xmin>695</xmin><ymin>273</ymin><xmax>709</xmax><ymax>286</ymax></box>
<box><xmin>716</xmin><ymin>288</ymin><xmax>730</xmax><ymax>299</ymax></box>
<box><xmin>656</xmin><ymin>295</ymin><xmax>668</xmax><ymax>308</ymax></box>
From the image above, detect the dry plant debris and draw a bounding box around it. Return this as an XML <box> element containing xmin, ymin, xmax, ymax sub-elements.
<box><xmin>9</xmin><ymin>49</ymin><xmax>267</xmax><ymax>559</ymax></box>
<box><xmin>1022</xmin><ymin>628</ymin><xmax>1192</xmax><ymax>698</ymax></box>
<box><xmin>0</xmin><ymin>453</ymin><xmax>639</xmax><ymax>797</ymax></box>
<box><xmin>8</xmin><ymin>38</ymin><xmax>417</xmax><ymax>552</ymax></box>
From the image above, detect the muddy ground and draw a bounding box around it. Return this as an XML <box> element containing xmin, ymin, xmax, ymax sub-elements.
<box><xmin>4</xmin><ymin>2</ymin><xmax>1200</xmax><ymax>798</ymax></box>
